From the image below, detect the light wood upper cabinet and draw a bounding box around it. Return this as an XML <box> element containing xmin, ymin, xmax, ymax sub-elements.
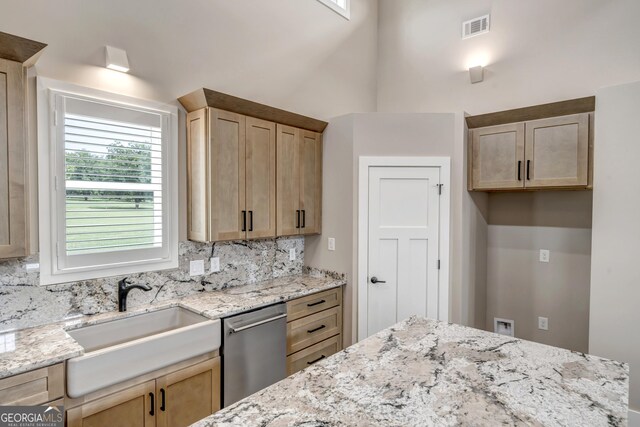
<box><xmin>67</xmin><ymin>380</ymin><xmax>156</xmax><ymax>427</ymax></box>
<box><xmin>246</xmin><ymin>117</ymin><xmax>276</xmax><ymax>239</ymax></box>
<box><xmin>0</xmin><ymin>58</ymin><xmax>27</xmax><ymax>258</ymax></box>
<box><xmin>186</xmin><ymin>108</ymin><xmax>277</xmax><ymax>242</ymax></box>
<box><xmin>209</xmin><ymin>109</ymin><xmax>246</xmax><ymax>241</ymax></box>
<box><xmin>470</xmin><ymin>123</ymin><xmax>525</xmax><ymax>190</ymax></box>
<box><xmin>524</xmin><ymin>114</ymin><xmax>589</xmax><ymax>189</ymax></box>
<box><xmin>155</xmin><ymin>358</ymin><xmax>220</xmax><ymax>427</ymax></box>
<box><xmin>469</xmin><ymin>112</ymin><xmax>592</xmax><ymax>191</ymax></box>
<box><xmin>276</xmin><ymin>125</ymin><xmax>322</xmax><ymax>237</ymax></box>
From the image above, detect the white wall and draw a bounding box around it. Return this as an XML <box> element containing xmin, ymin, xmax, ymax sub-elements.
<box><xmin>0</xmin><ymin>0</ymin><xmax>379</xmax><ymax>242</ymax></box>
<box><xmin>1</xmin><ymin>0</ymin><xmax>378</xmax><ymax>119</ymax></box>
<box><xmin>305</xmin><ymin>113</ymin><xmax>457</xmax><ymax>344</ymax></box>
<box><xmin>377</xmin><ymin>0</ymin><xmax>640</xmax><ymax>114</ymax></box>
<box><xmin>590</xmin><ymin>81</ymin><xmax>640</xmax><ymax>412</ymax></box>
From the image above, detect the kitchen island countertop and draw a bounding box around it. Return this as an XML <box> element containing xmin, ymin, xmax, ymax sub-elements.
<box><xmin>193</xmin><ymin>316</ymin><xmax>628</xmax><ymax>427</ymax></box>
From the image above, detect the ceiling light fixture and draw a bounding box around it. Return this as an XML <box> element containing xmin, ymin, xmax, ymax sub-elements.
<box><xmin>105</xmin><ymin>46</ymin><xmax>130</xmax><ymax>73</ymax></box>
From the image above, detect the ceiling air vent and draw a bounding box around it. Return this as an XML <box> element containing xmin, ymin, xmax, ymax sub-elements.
<box><xmin>462</xmin><ymin>14</ymin><xmax>490</xmax><ymax>39</ymax></box>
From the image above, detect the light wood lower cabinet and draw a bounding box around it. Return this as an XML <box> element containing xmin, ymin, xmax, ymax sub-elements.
<box><xmin>0</xmin><ymin>363</ymin><xmax>64</xmax><ymax>406</ymax></box>
<box><xmin>155</xmin><ymin>358</ymin><xmax>220</xmax><ymax>427</ymax></box>
<box><xmin>66</xmin><ymin>357</ymin><xmax>220</xmax><ymax>427</ymax></box>
<box><xmin>286</xmin><ymin>287</ymin><xmax>343</xmax><ymax>376</ymax></box>
<box><xmin>67</xmin><ymin>381</ymin><xmax>155</xmax><ymax>427</ymax></box>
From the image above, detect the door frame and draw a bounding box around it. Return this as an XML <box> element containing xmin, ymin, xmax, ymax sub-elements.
<box><xmin>357</xmin><ymin>156</ymin><xmax>451</xmax><ymax>341</ymax></box>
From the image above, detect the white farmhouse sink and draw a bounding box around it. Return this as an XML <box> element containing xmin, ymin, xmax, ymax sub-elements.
<box><xmin>66</xmin><ymin>307</ymin><xmax>221</xmax><ymax>398</ymax></box>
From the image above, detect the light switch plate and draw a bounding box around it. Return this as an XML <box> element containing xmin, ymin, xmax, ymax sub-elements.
<box><xmin>210</xmin><ymin>257</ymin><xmax>220</xmax><ymax>273</ymax></box>
<box><xmin>289</xmin><ymin>248</ymin><xmax>296</xmax><ymax>261</ymax></box>
<box><xmin>328</xmin><ymin>238</ymin><xmax>336</xmax><ymax>251</ymax></box>
<box><xmin>539</xmin><ymin>249</ymin><xmax>550</xmax><ymax>263</ymax></box>
<box><xmin>190</xmin><ymin>260</ymin><xmax>205</xmax><ymax>276</ymax></box>
<box><xmin>538</xmin><ymin>317</ymin><xmax>549</xmax><ymax>331</ymax></box>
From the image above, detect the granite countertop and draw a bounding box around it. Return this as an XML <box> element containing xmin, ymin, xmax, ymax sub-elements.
<box><xmin>0</xmin><ymin>274</ymin><xmax>345</xmax><ymax>379</ymax></box>
<box><xmin>194</xmin><ymin>316</ymin><xmax>629</xmax><ymax>427</ymax></box>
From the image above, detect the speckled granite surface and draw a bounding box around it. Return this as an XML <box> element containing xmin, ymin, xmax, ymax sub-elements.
<box><xmin>0</xmin><ymin>238</ymin><xmax>304</xmax><ymax>331</ymax></box>
<box><xmin>193</xmin><ymin>317</ymin><xmax>629</xmax><ymax>427</ymax></box>
<box><xmin>0</xmin><ymin>274</ymin><xmax>345</xmax><ymax>379</ymax></box>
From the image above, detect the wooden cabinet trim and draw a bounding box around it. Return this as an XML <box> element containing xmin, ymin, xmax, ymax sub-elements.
<box><xmin>186</xmin><ymin>109</ymin><xmax>209</xmax><ymax>242</ymax></box>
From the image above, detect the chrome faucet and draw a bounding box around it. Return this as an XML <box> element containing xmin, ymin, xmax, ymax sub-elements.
<box><xmin>118</xmin><ymin>278</ymin><xmax>152</xmax><ymax>312</ymax></box>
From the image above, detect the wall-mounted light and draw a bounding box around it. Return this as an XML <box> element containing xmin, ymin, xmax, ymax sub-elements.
<box><xmin>469</xmin><ymin>65</ymin><xmax>484</xmax><ymax>84</ymax></box>
<box><xmin>105</xmin><ymin>46</ymin><xmax>129</xmax><ymax>73</ymax></box>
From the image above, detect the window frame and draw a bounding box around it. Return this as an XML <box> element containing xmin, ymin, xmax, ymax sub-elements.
<box><xmin>316</xmin><ymin>0</ymin><xmax>350</xmax><ymax>19</ymax></box>
<box><xmin>37</xmin><ymin>77</ymin><xmax>179</xmax><ymax>286</ymax></box>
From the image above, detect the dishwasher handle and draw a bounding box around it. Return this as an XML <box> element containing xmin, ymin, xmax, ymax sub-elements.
<box><xmin>228</xmin><ymin>313</ymin><xmax>287</xmax><ymax>334</ymax></box>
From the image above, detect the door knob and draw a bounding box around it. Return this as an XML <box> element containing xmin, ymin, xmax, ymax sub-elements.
<box><xmin>370</xmin><ymin>276</ymin><xmax>386</xmax><ymax>284</ymax></box>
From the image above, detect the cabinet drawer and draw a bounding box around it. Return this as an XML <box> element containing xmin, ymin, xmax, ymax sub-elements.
<box><xmin>0</xmin><ymin>363</ymin><xmax>64</xmax><ymax>405</ymax></box>
<box><xmin>287</xmin><ymin>306</ymin><xmax>341</xmax><ymax>355</ymax></box>
<box><xmin>287</xmin><ymin>288</ymin><xmax>341</xmax><ymax>322</ymax></box>
<box><xmin>287</xmin><ymin>335</ymin><xmax>341</xmax><ymax>376</ymax></box>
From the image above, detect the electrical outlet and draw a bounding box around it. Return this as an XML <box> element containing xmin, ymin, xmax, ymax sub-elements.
<box><xmin>538</xmin><ymin>317</ymin><xmax>549</xmax><ymax>331</ymax></box>
<box><xmin>539</xmin><ymin>249</ymin><xmax>550</xmax><ymax>263</ymax></box>
<box><xmin>328</xmin><ymin>238</ymin><xmax>336</xmax><ymax>251</ymax></box>
<box><xmin>289</xmin><ymin>248</ymin><xmax>296</xmax><ymax>261</ymax></box>
<box><xmin>210</xmin><ymin>257</ymin><xmax>220</xmax><ymax>273</ymax></box>
<box><xmin>25</xmin><ymin>263</ymin><xmax>40</xmax><ymax>271</ymax></box>
<box><xmin>190</xmin><ymin>260</ymin><xmax>205</xmax><ymax>276</ymax></box>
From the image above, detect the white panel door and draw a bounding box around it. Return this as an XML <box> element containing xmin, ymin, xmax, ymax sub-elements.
<box><xmin>367</xmin><ymin>166</ymin><xmax>441</xmax><ymax>337</ymax></box>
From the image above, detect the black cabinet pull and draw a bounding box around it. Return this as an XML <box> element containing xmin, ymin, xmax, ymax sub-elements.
<box><xmin>517</xmin><ymin>160</ymin><xmax>522</xmax><ymax>181</ymax></box>
<box><xmin>302</xmin><ymin>210</ymin><xmax>306</xmax><ymax>228</ymax></box>
<box><xmin>241</xmin><ymin>211</ymin><xmax>247</xmax><ymax>232</ymax></box>
<box><xmin>296</xmin><ymin>210</ymin><xmax>301</xmax><ymax>229</ymax></box>
<box><xmin>160</xmin><ymin>388</ymin><xmax>166</xmax><ymax>412</ymax></box>
<box><xmin>307</xmin><ymin>324</ymin><xmax>326</xmax><ymax>334</ymax></box>
<box><xmin>249</xmin><ymin>211</ymin><xmax>254</xmax><ymax>232</ymax></box>
<box><xmin>149</xmin><ymin>392</ymin><xmax>155</xmax><ymax>416</ymax></box>
<box><xmin>307</xmin><ymin>355</ymin><xmax>326</xmax><ymax>365</ymax></box>
<box><xmin>307</xmin><ymin>299</ymin><xmax>325</xmax><ymax>307</ymax></box>
<box><xmin>527</xmin><ymin>160</ymin><xmax>531</xmax><ymax>180</ymax></box>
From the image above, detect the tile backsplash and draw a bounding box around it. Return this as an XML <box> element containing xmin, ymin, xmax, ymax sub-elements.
<box><xmin>0</xmin><ymin>237</ymin><xmax>304</xmax><ymax>331</ymax></box>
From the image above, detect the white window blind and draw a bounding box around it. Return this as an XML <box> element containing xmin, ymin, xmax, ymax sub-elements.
<box><xmin>39</xmin><ymin>84</ymin><xmax>178</xmax><ymax>284</ymax></box>
<box><xmin>63</xmin><ymin>104</ymin><xmax>163</xmax><ymax>255</ymax></box>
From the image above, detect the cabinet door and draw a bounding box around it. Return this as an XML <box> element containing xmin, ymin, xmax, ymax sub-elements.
<box><xmin>66</xmin><ymin>381</ymin><xmax>155</xmax><ymax>427</ymax></box>
<box><xmin>524</xmin><ymin>113</ymin><xmax>589</xmax><ymax>188</ymax></box>
<box><xmin>299</xmin><ymin>130</ymin><xmax>322</xmax><ymax>235</ymax></box>
<box><xmin>470</xmin><ymin>123</ymin><xmax>525</xmax><ymax>190</ymax></box>
<box><xmin>155</xmin><ymin>357</ymin><xmax>220</xmax><ymax>427</ymax></box>
<box><xmin>246</xmin><ymin>117</ymin><xmax>276</xmax><ymax>239</ymax></box>
<box><xmin>209</xmin><ymin>109</ymin><xmax>246</xmax><ymax>241</ymax></box>
<box><xmin>186</xmin><ymin>109</ymin><xmax>208</xmax><ymax>242</ymax></box>
<box><xmin>276</xmin><ymin>124</ymin><xmax>301</xmax><ymax>236</ymax></box>
<box><xmin>0</xmin><ymin>58</ymin><xmax>26</xmax><ymax>258</ymax></box>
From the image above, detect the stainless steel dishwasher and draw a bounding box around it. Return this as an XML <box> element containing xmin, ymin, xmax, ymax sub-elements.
<box><xmin>222</xmin><ymin>303</ymin><xmax>287</xmax><ymax>407</ymax></box>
